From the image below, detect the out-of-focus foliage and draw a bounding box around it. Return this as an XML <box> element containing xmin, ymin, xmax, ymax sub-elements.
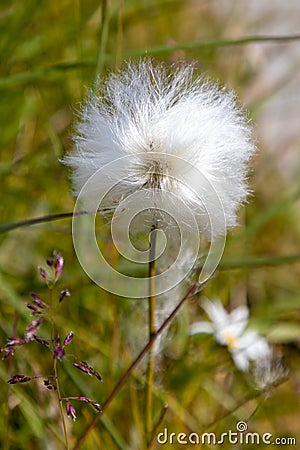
<box><xmin>1</xmin><ymin>1</ymin><xmax>300</xmax><ymax>449</ymax></box>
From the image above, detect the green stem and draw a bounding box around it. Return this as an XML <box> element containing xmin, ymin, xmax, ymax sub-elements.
<box><xmin>3</xmin><ymin>313</ymin><xmax>19</xmax><ymax>450</ymax></box>
<box><xmin>115</xmin><ymin>0</ymin><xmax>124</xmax><ymax>68</ymax></box>
<box><xmin>123</xmin><ymin>34</ymin><xmax>300</xmax><ymax>58</ymax></box>
<box><xmin>148</xmin><ymin>404</ymin><xmax>168</xmax><ymax>448</ymax></box>
<box><xmin>146</xmin><ymin>227</ymin><xmax>157</xmax><ymax>446</ymax></box>
<box><xmin>50</xmin><ymin>289</ymin><xmax>69</xmax><ymax>450</ymax></box>
<box><xmin>0</xmin><ymin>211</ymin><xmax>81</xmax><ymax>233</ymax></box>
<box><xmin>94</xmin><ymin>0</ymin><xmax>109</xmax><ymax>80</ymax></box>
<box><xmin>0</xmin><ymin>209</ymin><xmax>114</xmax><ymax>234</ymax></box>
<box><xmin>2</xmin><ymin>34</ymin><xmax>300</xmax><ymax>87</ymax></box>
<box><xmin>54</xmin><ymin>357</ymin><xmax>70</xmax><ymax>450</ymax></box>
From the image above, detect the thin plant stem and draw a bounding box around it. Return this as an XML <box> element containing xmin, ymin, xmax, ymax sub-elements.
<box><xmin>53</xmin><ymin>357</ymin><xmax>70</xmax><ymax>450</ymax></box>
<box><xmin>2</xmin><ymin>34</ymin><xmax>300</xmax><ymax>87</ymax></box>
<box><xmin>50</xmin><ymin>290</ymin><xmax>69</xmax><ymax>450</ymax></box>
<box><xmin>148</xmin><ymin>404</ymin><xmax>168</xmax><ymax>448</ymax></box>
<box><xmin>72</xmin><ymin>283</ymin><xmax>197</xmax><ymax>450</ymax></box>
<box><xmin>3</xmin><ymin>312</ymin><xmax>19</xmax><ymax>450</ymax></box>
<box><xmin>74</xmin><ymin>0</ymin><xmax>84</xmax><ymax>97</ymax></box>
<box><xmin>94</xmin><ymin>0</ymin><xmax>109</xmax><ymax>81</ymax></box>
<box><xmin>0</xmin><ymin>211</ymin><xmax>80</xmax><ymax>233</ymax></box>
<box><xmin>205</xmin><ymin>377</ymin><xmax>288</xmax><ymax>431</ymax></box>
<box><xmin>0</xmin><ymin>208</ymin><xmax>114</xmax><ymax>234</ymax></box>
<box><xmin>3</xmin><ymin>212</ymin><xmax>300</xmax><ymax>268</ymax></box>
<box><xmin>146</xmin><ymin>227</ymin><xmax>157</xmax><ymax>444</ymax></box>
<box><xmin>3</xmin><ymin>383</ymin><xmax>11</xmax><ymax>450</ymax></box>
<box><xmin>123</xmin><ymin>34</ymin><xmax>300</xmax><ymax>58</ymax></box>
<box><xmin>115</xmin><ymin>0</ymin><xmax>124</xmax><ymax>69</ymax></box>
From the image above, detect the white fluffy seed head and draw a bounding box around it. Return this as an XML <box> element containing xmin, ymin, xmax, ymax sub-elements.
<box><xmin>251</xmin><ymin>355</ymin><xmax>289</xmax><ymax>393</ymax></box>
<box><xmin>64</xmin><ymin>59</ymin><xmax>255</xmax><ymax>239</ymax></box>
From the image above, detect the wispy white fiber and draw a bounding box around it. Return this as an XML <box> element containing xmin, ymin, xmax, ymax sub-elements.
<box><xmin>64</xmin><ymin>59</ymin><xmax>255</xmax><ymax>239</ymax></box>
<box><xmin>251</xmin><ymin>354</ymin><xmax>289</xmax><ymax>393</ymax></box>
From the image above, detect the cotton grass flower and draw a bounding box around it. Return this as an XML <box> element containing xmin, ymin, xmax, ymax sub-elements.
<box><xmin>64</xmin><ymin>59</ymin><xmax>255</xmax><ymax>240</ymax></box>
<box><xmin>190</xmin><ymin>299</ymin><xmax>271</xmax><ymax>371</ymax></box>
<box><xmin>251</xmin><ymin>354</ymin><xmax>289</xmax><ymax>393</ymax></box>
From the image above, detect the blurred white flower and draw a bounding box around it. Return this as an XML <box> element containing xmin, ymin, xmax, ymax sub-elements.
<box><xmin>64</xmin><ymin>59</ymin><xmax>255</xmax><ymax>239</ymax></box>
<box><xmin>190</xmin><ymin>299</ymin><xmax>271</xmax><ymax>371</ymax></box>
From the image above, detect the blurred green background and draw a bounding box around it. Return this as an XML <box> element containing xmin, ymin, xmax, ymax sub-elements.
<box><xmin>1</xmin><ymin>1</ymin><xmax>300</xmax><ymax>449</ymax></box>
